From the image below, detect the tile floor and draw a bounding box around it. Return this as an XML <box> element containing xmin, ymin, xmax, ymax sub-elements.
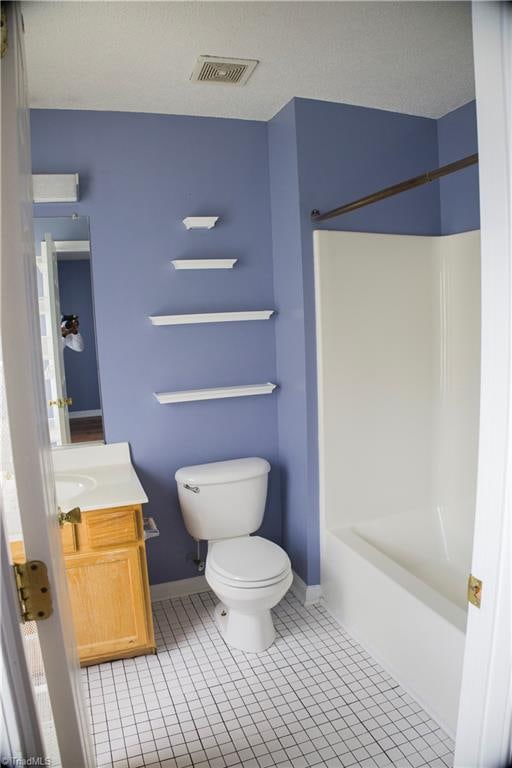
<box><xmin>83</xmin><ymin>592</ymin><xmax>454</xmax><ymax>768</ymax></box>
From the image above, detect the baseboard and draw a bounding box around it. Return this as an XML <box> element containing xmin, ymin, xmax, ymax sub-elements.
<box><xmin>69</xmin><ymin>409</ymin><xmax>102</xmax><ymax>419</ymax></box>
<box><xmin>150</xmin><ymin>571</ymin><xmax>322</xmax><ymax>607</ymax></box>
<box><xmin>290</xmin><ymin>571</ymin><xmax>322</xmax><ymax>606</ymax></box>
<box><xmin>150</xmin><ymin>575</ymin><xmax>209</xmax><ymax>602</ymax></box>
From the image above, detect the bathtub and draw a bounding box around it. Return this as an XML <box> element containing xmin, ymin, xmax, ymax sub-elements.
<box><xmin>321</xmin><ymin>512</ymin><xmax>467</xmax><ymax>738</ymax></box>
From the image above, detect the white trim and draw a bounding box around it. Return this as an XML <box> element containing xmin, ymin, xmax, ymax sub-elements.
<box><xmin>313</xmin><ymin>231</ymin><xmax>328</xmax><ymax>578</ymax></box>
<box><xmin>150</xmin><ymin>576</ymin><xmax>209</xmax><ymax>602</ymax></box>
<box><xmin>171</xmin><ymin>259</ymin><xmax>237</xmax><ymax>270</ymax></box>
<box><xmin>290</xmin><ymin>571</ymin><xmax>322</xmax><ymax>607</ymax></box>
<box><xmin>40</xmin><ymin>237</ymin><xmax>71</xmax><ymax>445</ymax></box>
<box><xmin>38</xmin><ymin>241</ymin><xmax>90</xmax><ymax>262</ymax></box>
<box><xmin>149</xmin><ymin>310</ymin><xmax>275</xmax><ymax>325</ymax></box>
<box><xmin>68</xmin><ymin>409</ymin><xmax>102</xmax><ymax>419</ymax></box>
<box><xmin>455</xmin><ymin>5</ymin><xmax>512</xmax><ymax>767</ymax></box>
<box><xmin>154</xmin><ymin>382</ymin><xmax>277</xmax><ymax>404</ymax></box>
<box><xmin>182</xmin><ymin>216</ymin><xmax>219</xmax><ymax>230</ymax></box>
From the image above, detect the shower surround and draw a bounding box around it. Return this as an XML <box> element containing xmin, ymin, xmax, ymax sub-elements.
<box><xmin>314</xmin><ymin>229</ymin><xmax>480</xmax><ymax>736</ymax></box>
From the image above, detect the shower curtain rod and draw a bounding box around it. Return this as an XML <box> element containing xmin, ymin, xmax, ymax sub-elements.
<box><xmin>310</xmin><ymin>153</ymin><xmax>478</xmax><ymax>223</ymax></box>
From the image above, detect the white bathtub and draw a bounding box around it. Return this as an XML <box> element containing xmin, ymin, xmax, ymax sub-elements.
<box><xmin>322</xmin><ymin>514</ymin><xmax>467</xmax><ymax>738</ymax></box>
<box><xmin>354</xmin><ymin>510</ymin><xmax>469</xmax><ymax>617</ymax></box>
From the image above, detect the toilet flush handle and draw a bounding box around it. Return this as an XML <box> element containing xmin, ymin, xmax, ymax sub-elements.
<box><xmin>184</xmin><ymin>483</ymin><xmax>200</xmax><ymax>494</ymax></box>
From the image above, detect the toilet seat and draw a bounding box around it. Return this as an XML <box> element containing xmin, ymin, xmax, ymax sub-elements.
<box><xmin>207</xmin><ymin>536</ymin><xmax>291</xmax><ymax>589</ymax></box>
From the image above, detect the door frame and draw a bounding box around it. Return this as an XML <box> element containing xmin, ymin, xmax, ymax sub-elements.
<box><xmin>40</xmin><ymin>234</ymin><xmax>72</xmax><ymax>445</ymax></box>
<box><xmin>455</xmin><ymin>3</ymin><xmax>512</xmax><ymax>766</ymax></box>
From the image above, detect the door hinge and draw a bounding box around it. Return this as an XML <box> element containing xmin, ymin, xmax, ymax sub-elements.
<box><xmin>13</xmin><ymin>560</ymin><xmax>53</xmax><ymax>623</ymax></box>
<box><xmin>1</xmin><ymin>8</ymin><xmax>7</xmax><ymax>59</ymax></box>
<box><xmin>468</xmin><ymin>573</ymin><xmax>483</xmax><ymax>608</ymax></box>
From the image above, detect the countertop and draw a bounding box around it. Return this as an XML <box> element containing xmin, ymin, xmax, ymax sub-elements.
<box><xmin>6</xmin><ymin>442</ymin><xmax>149</xmax><ymax>542</ymax></box>
<box><xmin>53</xmin><ymin>442</ymin><xmax>148</xmax><ymax>513</ymax></box>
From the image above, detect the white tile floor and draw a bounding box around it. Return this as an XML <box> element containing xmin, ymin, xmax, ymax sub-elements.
<box><xmin>83</xmin><ymin>592</ymin><xmax>454</xmax><ymax>768</ymax></box>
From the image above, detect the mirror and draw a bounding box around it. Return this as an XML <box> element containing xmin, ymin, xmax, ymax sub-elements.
<box><xmin>34</xmin><ymin>216</ymin><xmax>104</xmax><ymax>445</ymax></box>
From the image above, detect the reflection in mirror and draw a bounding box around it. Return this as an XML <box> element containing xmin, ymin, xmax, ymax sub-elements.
<box><xmin>34</xmin><ymin>216</ymin><xmax>104</xmax><ymax>445</ymax></box>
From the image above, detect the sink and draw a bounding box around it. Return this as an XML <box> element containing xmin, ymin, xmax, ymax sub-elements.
<box><xmin>55</xmin><ymin>473</ymin><xmax>97</xmax><ymax>502</ymax></box>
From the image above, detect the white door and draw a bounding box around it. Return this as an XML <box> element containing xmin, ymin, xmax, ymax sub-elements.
<box><xmin>454</xmin><ymin>3</ymin><xmax>512</xmax><ymax>767</ymax></box>
<box><xmin>38</xmin><ymin>234</ymin><xmax>71</xmax><ymax>446</ymax></box>
<box><xmin>0</xmin><ymin>4</ymin><xmax>93</xmax><ymax>766</ymax></box>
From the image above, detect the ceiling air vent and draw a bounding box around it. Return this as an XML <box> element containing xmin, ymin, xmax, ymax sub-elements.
<box><xmin>191</xmin><ymin>56</ymin><xmax>258</xmax><ymax>87</ymax></box>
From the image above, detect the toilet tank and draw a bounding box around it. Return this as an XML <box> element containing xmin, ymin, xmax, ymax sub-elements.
<box><xmin>175</xmin><ymin>457</ymin><xmax>270</xmax><ymax>541</ymax></box>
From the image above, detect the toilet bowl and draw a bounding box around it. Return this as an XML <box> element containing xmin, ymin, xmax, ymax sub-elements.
<box><xmin>206</xmin><ymin>535</ymin><xmax>292</xmax><ymax>652</ymax></box>
<box><xmin>175</xmin><ymin>457</ymin><xmax>292</xmax><ymax>653</ymax></box>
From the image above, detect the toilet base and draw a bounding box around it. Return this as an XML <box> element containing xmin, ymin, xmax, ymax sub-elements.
<box><xmin>214</xmin><ymin>602</ymin><xmax>275</xmax><ymax>653</ymax></box>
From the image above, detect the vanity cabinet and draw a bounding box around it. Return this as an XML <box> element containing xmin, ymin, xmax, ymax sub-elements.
<box><xmin>11</xmin><ymin>504</ymin><xmax>156</xmax><ymax>667</ymax></box>
<box><xmin>66</xmin><ymin>545</ymin><xmax>151</xmax><ymax>663</ymax></box>
<box><xmin>66</xmin><ymin>503</ymin><xmax>156</xmax><ymax>666</ymax></box>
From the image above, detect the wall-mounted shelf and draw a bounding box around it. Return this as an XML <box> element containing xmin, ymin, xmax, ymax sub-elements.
<box><xmin>149</xmin><ymin>310</ymin><xmax>275</xmax><ymax>326</ymax></box>
<box><xmin>154</xmin><ymin>382</ymin><xmax>277</xmax><ymax>404</ymax></box>
<box><xmin>33</xmin><ymin>173</ymin><xmax>79</xmax><ymax>203</ymax></box>
<box><xmin>182</xmin><ymin>217</ymin><xmax>219</xmax><ymax>230</ymax></box>
<box><xmin>171</xmin><ymin>259</ymin><xmax>237</xmax><ymax>270</ymax></box>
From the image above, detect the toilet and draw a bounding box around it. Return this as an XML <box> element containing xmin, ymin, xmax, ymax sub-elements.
<box><xmin>175</xmin><ymin>457</ymin><xmax>292</xmax><ymax>653</ymax></box>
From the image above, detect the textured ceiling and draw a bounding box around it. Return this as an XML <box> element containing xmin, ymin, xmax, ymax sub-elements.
<box><xmin>22</xmin><ymin>1</ymin><xmax>475</xmax><ymax>121</ymax></box>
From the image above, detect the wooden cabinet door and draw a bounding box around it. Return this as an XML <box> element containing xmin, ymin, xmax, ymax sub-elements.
<box><xmin>65</xmin><ymin>546</ymin><xmax>149</xmax><ymax>662</ymax></box>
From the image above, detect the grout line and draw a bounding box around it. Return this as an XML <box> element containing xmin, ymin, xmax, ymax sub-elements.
<box><xmin>85</xmin><ymin>591</ymin><xmax>454</xmax><ymax>768</ymax></box>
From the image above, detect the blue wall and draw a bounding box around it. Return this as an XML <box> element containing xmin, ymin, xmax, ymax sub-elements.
<box><xmin>32</xmin><ymin>109</ymin><xmax>281</xmax><ymax>585</ymax></box>
<box><xmin>269</xmin><ymin>98</ymin><xmax>442</xmax><ymax>584</ymax></box>
<box><xmin>437</xmin><ymin>100</ymin><xmax>480</xmax><ymax>234</ymax></box>
<box><xmin>31</xmin><ymin>99</ymin><xmax>479</xmax><ymax>586</ymax></box>
<box><xmin>58</xmin><ymin>259</ymin><xmax>101</xmax><ymax>413</ymax></box>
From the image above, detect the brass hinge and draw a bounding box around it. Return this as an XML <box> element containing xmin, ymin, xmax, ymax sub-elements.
<box><xmin>468</xmin><ymin>573</ymin><xmax>483</xmax><ymax>608</ymax></box>
<box><xmin>13</xmin><ymin>560</ymin><xmax>53</xmax><ymax>623</ymax></box>
<box><xmin>1</xmin><ymin>8</ymin><xmax>7</xmax><ymax>59</ymax></box>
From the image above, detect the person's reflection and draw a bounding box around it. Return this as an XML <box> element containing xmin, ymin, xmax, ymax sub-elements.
<box><xmin>61</xmin><ymin>314</ymin><xmax>84</xmax><ymax>352</ymax></box>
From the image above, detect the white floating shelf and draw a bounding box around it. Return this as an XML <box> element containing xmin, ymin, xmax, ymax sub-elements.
<box><xmin>182</xmin><ymin>216</ymin><xmax>219</xmax><ymax>230</ymax></box>
<box><xmin>154</xmin><ymin>382</ymin><xmax>277</xmax><ymax>404</ymax></box>
<box><xmin>149</xmin><ymin>310</ymin><xmax>275</xmax><ymax>326</ymax></box>
<box><xmin>33</xmin><ymin>173</ymin><xmax>79</xmax><ymax>203</ymax></box>
<box><xmin>171</xmin><ymin>259</ymin><xmax>237</xmax><ymax>270</ymax></box>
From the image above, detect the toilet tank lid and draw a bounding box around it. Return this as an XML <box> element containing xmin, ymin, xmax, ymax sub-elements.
<box><xmin>175</xmin><ymin>457</ymin><xmax>270</xmax><ymax>486</ymax></box>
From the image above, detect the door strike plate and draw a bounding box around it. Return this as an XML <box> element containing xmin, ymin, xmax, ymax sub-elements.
<box><xmin>468</xmin><ymin>573</ymin><xmax>483</xmax><ymax>609</ymax></box>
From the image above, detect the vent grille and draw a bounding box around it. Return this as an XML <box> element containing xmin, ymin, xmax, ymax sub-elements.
<box><xmin>191</xmin><ymin>56</ymin><xmax>258</xmax><ymax>87</ymax></box>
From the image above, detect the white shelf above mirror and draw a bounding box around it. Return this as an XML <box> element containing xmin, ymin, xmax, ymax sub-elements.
<box><xmin>154</xmin><ymin>382</ymin><xmax>277</xmax><ymax>404</ymax></box>
<box><xmin>182</xmin><ymin>216</ymin><xmax>219</xmax><ymax>230</ymax></box>
<box><xmin>149</xmin><ymin>310</ymin><xmax>275</xmax><ymax>325</ymax></box>
<box><xmin>171</xmin><ymin>258</ymin><xmax>237</xmax><ymax>270</ymax></box>
<box><xmin>32</xmin><ymin>173</ymin><xmax>79</xmax><ymax>203</ymax></box>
